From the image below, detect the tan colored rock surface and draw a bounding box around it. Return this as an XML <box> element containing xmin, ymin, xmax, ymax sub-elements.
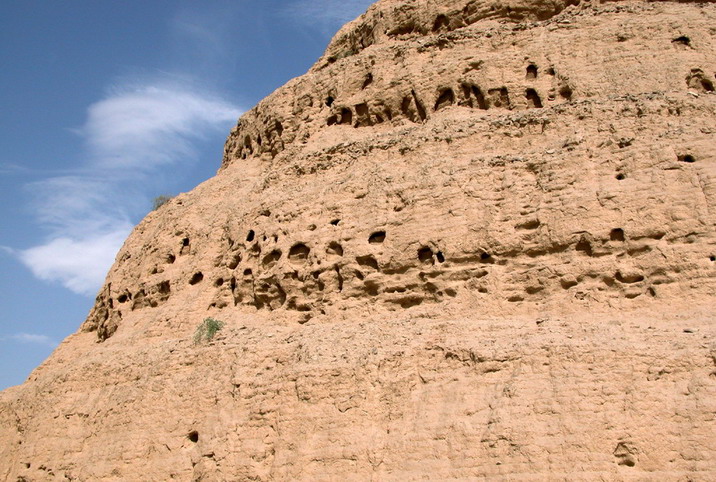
<box><xmin>2</xmin><ymin>0</ymin><xmax>716</xmax><ymax>480</ymax></box>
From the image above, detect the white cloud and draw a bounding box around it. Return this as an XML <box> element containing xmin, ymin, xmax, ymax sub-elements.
<box><xmin>19</xmin><ymin>226</ymin><xmax>133</xmax><ymax>296</ymax></box>
<box><xmin>84</xmin><ymin>83</ymin><xmax>240</xmax><ymax>171</ymax></box>
<box><xmin>282</xmin><ymin>0</ymin><xmax>375</xmax><ymax>34</ymax></box>
<box><xmin>2</xmin><ymin>333</ymin><xmax>58</xmax><ymax>348</ymax></box>
<box><xmin>18</xmin><ymin>80</ymin><xmax>241</xmax><ymax>296</ymax></box>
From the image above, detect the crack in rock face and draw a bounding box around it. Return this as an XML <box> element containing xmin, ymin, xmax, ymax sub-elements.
<box><xmin>3</xmin><ymin>0</ymin><xmax>716</xmax><ymax>480</ymax></box>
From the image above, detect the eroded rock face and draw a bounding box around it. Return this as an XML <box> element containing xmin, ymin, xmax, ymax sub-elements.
<box><xmin>2</xmin><ymin>0</ymin><xmax>716</xmax><ymax>480</ymax></box>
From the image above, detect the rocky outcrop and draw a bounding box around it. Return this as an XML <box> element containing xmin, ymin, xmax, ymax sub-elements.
<box><xmin>2</xmin><ymin>0</ymin><xmax>716</xmax><ymax>480</ymax></box>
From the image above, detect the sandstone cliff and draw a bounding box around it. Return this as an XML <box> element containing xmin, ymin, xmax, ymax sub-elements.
<box><xmin>2</xmin><ymin>0</ymin><xmax>715</xmax><ymax>480</ymax></box>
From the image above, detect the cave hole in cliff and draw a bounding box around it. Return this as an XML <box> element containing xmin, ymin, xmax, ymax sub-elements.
<box><xmin>243</xmin><ymin>269</ymin><xmax>252</xmax><ymax>277</ymax></box>
<box><xmin>357</xmin><ymin>255</ymin><xmax>379</xmax><ymax>270</ymax></box>
<box><xmin>330</xmin><ymin>219</ymin><xmax>340</xmax><ymax>226</ymax></box>
<box><xmin>325</xmin><ymin>96</ymin><xmax>334</xmax><ymax>107</ymax></box>
<box><xmin>327</xmin><ymin>242</ymin><xmax>344</xmax><ymax>256</ymax></box>
<box><xmin>526</xmin><ymin>64</ymin><xmax>538</xmax><ymax>79</ymax></box>
<box><xmin>710</xmin><ymin>255</ymin><xmax>715</xmax><ymax>262</ymax></box>
<box><xmin>166</xmin><ymin>253</ymin><xmax>176</xmax><ymax>264</ymax></box>
<box><xmin>189</xmin><ymin>272</ymin><xmax>204</xmax><ymax>285</ymax></box>
<box><xmin>672</xmin><ymin>36</ymin><xmax>691</xmax><ymax>47</ymax></box>
<box><xmin>339</xmin><ymin>107</ymin><xmax>353</xmax><ymax>125</ymax></box>
<box><xmin>616</xmin><ymin>172</ymin><xmax>626</xmax><ymax>180</ymax></box>
<box><xmin>432</xmin><ymin>14</ymin><xmax>449</xmax><ymax>32</ymax></box>
<box><xmin>246</xmin><ymin>230</ymin><xmax>255</xmax><ymax>242</ymax></box>
<box><xmin>418</xmin><ymin>247</ymin><xmax>434</xmax><ymax>264</ymax></box>
<box><xmin>243</xmin><ymin>135</ymin><xmax>253</xmax><ymax>154</ymax></box>
<box><xmin>262</xmin><ymin>250</ymin><xmax>282</xmax><ymax>269</ymax></box>
<box><xmin>289</xmin><ymin>243</ymin><xmax>310</xmax><ymax>261</ymax></box>
<box><xmin>355</xmin><ymin>103</ymin><xmax>373</xmax><ymax>127</ymax></box>
<box><xmin>256</xmin><ymin>135</ymin><xmax>262</xmax><ymax>146</ymax></box>
<box><xmin>610</xmin><ymin>228</ymin><xmax>625</xmax><ymax>242</ymax></box>
<box><xmin>275</xmin><ymin>121</ymin><xmax>283</xmax><ymax>137</ymax></box>
<box><xmin>489</xmin><ymin>87</ymin><xmax>511</xmax><ymax>109</ymax></box>
<box><xmin>470</xmin><ymin>86</ymin><xmax>488</xmax><ymax>110</ymax></box>
<box><xmin>559</xmin><ymin>85</ymin><xmax>573</xmax><ymax>100</ymax></box>
<box><xmin>369</xmin><ymin>231</ymin><xmax>386</xmax><ymax>244</ymax></box>
<box><xmin>480</xmin><ymin>252</ymin><xmax>494</xmax><ymax>263</ymax></box>
<box><xmin>362</xmin><ymin>73</ymin><xmax>373</xmax><ymax>89</ymax></box>
<box><xmin>214</xmin><ymin>278</ymin><xmax>224</xmax><ymax>287</ymax></box>
<box><xmin>436</xmin><ymin>251</ymin><xmax>445</xmax><ymax>263</ymax></box>
<box><xmin>678</xmin><ymin>154</ymin><xmax>696</xmax><ymax>163</ymax></box>
<box><xmin>434</xmin><ymin>88</ymin><xmax>455</xmax><ymax>111</ymax></box>
<box><xmin>525</xmin><ymin>89</ymin><xmax>543</xmax><ymax>108</ymax></box>
<box><xmin>117</xmin><ymin>294</ymin><xmax>128</xmax><ymax>303</ymax></box>
<box><xmin>327</xmin><ymin>115</ymin><xmax>337</xmax><ymax>126</ymax></box>
<box><xmin>187</xmin><ymin>431</ymin><xmax>199</xmax><ymax>443</ymax></box>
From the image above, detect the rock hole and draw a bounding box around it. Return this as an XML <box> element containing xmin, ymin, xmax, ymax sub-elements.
<box><xmin>615</xmin><ymin>271</ymin><xmax>644</xmax><ymax>283</ymax></box>
<box><xmin>189</xmin><ymin>272</ymin><xmax>204</xmax><ymax>285</ymax></box>
<box><xmin>327</xmin><ymin>115</ymin><xmax>338</xmax><ymax>126</ymax></box>
<box><xmin>525</xmin><ymin>88</ymin><xmax>542</xmax><ymax>108</ymax></box>
<box><xmin>166</xmin><ymin>253</ymin><xmax>176</xmax><ymax>264</ymax></box>
<box><xmin>335</xmin><ymin>267</ymin><xmax>343</xmax><ymax>292</ymax></box>
<box><xmin>480</xmin><ymin>252</ymin><xmax>494</xmax><ymax>263</ymax></box>
<box><xmin>330</xmin><ymin>219</ymin><xmax>340</xmax><ymax>226</ymax></box>
<box><xmin>362</xmin><ymin>73</ymin><xmax>373</xmax><ymax>89</ymax></box>
<box><xmin>412</xmin><ymin>90</ymin><xmax>427</xmax><ymax>121</ymax></box>
<box><xmin>432</xmin><ymin>14</ymin><xmax>449</xmax><ymax>32</ymax></box>
<box><xmin>243</xmin><ymin>268</ymin><xmax>252</xmax><ymax>276</ymax></box>
<box><xmin>325</xmin><ymin>96</ymin><xmax>334</xmax><ymax>107</ymax></box>
<box><xmin>157</xmin><ymin>281</ymin><xmax>171</xmax><ymax>295</ymax></box>
<box><xmin>256</xmin><ymin>135</ymin><xmax>262</xmax><ymax>146</ymax></box>
<box><xmin>356</xmin><ymin>255</ymin><xmax>379</xmax><ymax>270</ymax></box>
<box><xmin>576</xmin><ymin>238</ymin><xmax>593</xmax><ymax>256</ymax></box>
<box><xmin>339</xmin><ymin>107</ymin><xmax>353</xmax><ymax>125</ymax></box>
<box><xmin>436</xmin><ymin>251</ymin><xmax>445</xmax><ymax>263</ymax></box>
<box><xmin>398</xmin><ymin>297</ymin><xmax>423</xmax><ymax>308</ymax></box>
<box><xmin>246</xmin><ymin>230</ymin><xmax>255</xmax><ymax>242</ymax></box>
<box><xmin>418</xmin><ymin>247</ymin><xmax>434</xmax><ymax>264</ymax></box>
<box><xmin>262</xmin><ymin>250</ymin><xmax>282</xmax><ymax>268</ymax></box>
<box><xmin>710</xmin><ymin>255</ymin><xmax>715</xmax><ymax>262</ymax></box>
<box><xmin>227</xmin><ymin>252</ymin><xmax>242</xmax><ymax>269</ymax></box>
<box><xmin>686</xmin><ymin>69</ymin><xmax>714</xmax><ymax>92</ymax></box>
<box><xmin>434</xmin><ymin>88</ymin><xmax>455</xmax><ymax>111</ymax></box>
<box><xmin>470</xmin><ymin>86</ymin><xmax>488</xmax><ymax>109</ymax></box>
<box><xmin>327</xmin><ymin>242</ymin><xmax>344</xmax><ymax>256</ymax></box>
<box><xmin>355</xmin><ymin>103</ymin><xmax>373</xmax><ymax>127</ymax></box>
<box><xmin>526</xmin><ymin>64</ymin><xmax>538</xmax><ymax>79</ymax></box>
<box><xmin>647</xmin><ymin>287</ymin><xmax>656</xmax><ymax>297</ymax></box>
<box><xmin>559</xmin><ymin>85</ymin><xmax>573</xmax><ymax>100</ymax></box>
<box><xmin>445</xmin><ymin>288</ymin><xmax>456</xmax><ymax>297</ymax></box>
<box><xmin>289</xmin><ymin>243</ymin><xmax>310</xmax><ymax>261</ymax></box>
<box><xmin>616</xmin><ymin>172</ymin><xmax>626</xmax><ymax>180</ymax></box>
<box><xmin>369</xmin><ymin>231</ymin><xmax>386</xmax><ymax>244</ymax></box>
<box><xmin>546</xmin><ymin>67</ymin><xmax>556</xmax><ymax>76</ymax></box>
<box><xmin>488</xmin><ymin>88</ymin><xmax>511</xmax><ymax>109</ymax></box>
<box><xmin>117</xmin><ymin>294</ymin><xmax>128</xmax><ymax>303</ymax></box>
<box><xmin>678</xmin><ymin>154</ymin><xmax>696</xmax><ymax>163</ymax></box>
<box><xmin>610</xmin><ymin>228</ymin><xmax>625</xmax><ymax>241</ymax></box>
<box><xmin>188</xmin><ymin>431</ymin><xmax>199</xmax><ymax>443</ymax></box>
<box><xmin>672</xmin><ymin>36</ymin><xmax>690</xmax><ymax>47</ymax></box>
<box><xmin>275</xmin><ymin>121</ymin><xmax>283</xmax><ymax>137</ymax></box>
<box><xmin>214</xmin><ymin>278</ymin><xmax>224</xmax><ymax>287</ymax></box>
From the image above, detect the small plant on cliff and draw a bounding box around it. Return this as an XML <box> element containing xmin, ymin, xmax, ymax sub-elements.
<box><xmin>193</xmin><ymin>317</ymin><xmax>224</xmax><ymax>344</ymax></box>
<box><xmin>152</xmin><ymin>195</ymin><xmax>172</xmax><ymax>210</ymax></box>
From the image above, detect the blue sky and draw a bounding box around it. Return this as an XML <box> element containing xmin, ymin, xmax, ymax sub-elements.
<box><xmin>0</xmin><ymin>0</ymin><xmax>374</xmax><ymax>390</ymax></box>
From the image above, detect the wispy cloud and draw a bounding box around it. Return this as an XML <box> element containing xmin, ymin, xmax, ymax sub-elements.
<box><xmin>1</xmin><ymin>333</ymin><xmax>58</xmax><ymax>348</ymax></box>
<box><xmin>17</xmin><ymin>80</ymin><xmax>241</xmax><ymax>296</ymax></box>
<box><xmin>281</xmin><ymin>0</ymin><xmax>374</xmax><ymax>34</ymax></box>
